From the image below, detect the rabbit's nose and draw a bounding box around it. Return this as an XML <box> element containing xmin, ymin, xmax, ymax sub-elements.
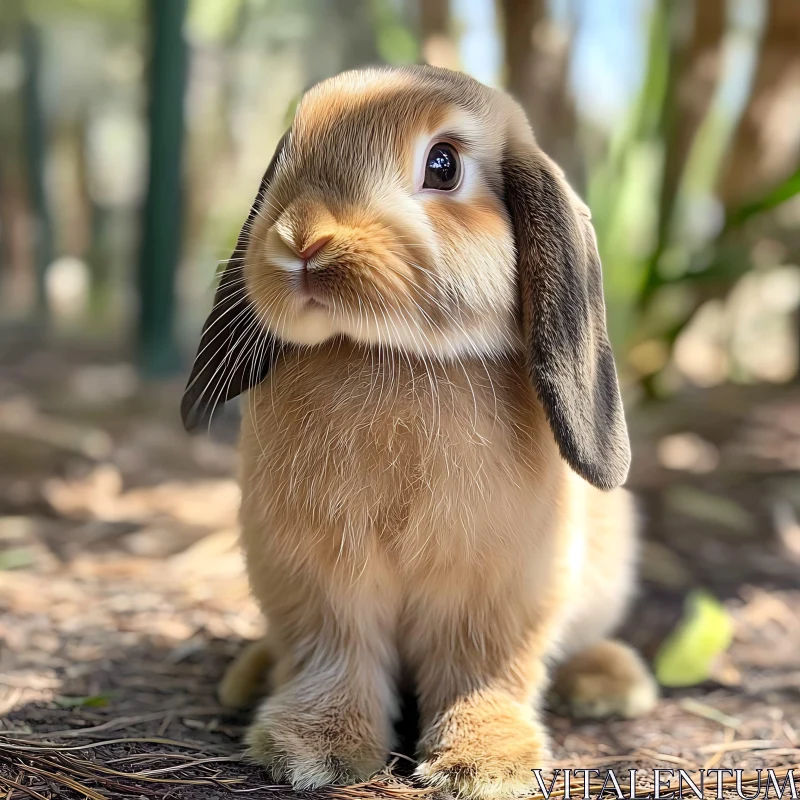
<box><xmin>298</xmin><ymin>234</ymin><xmax>333</xmax><ymax>262</ymax></box>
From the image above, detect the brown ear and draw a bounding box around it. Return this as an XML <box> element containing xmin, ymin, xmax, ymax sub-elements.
<box><xmin>180</xmin><ymin>134</ymin><xmax>288</xmax><ymax>432</ymax></box>
<box><xmin>503</xmin><ymin>144</ymin><xmax>630</xmax><ymax>490</ymax></box>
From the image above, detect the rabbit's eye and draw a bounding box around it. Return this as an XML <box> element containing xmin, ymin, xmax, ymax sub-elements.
<box><xmin>423</xmin><ymin>142</ymin><xmax>461</xmax><ymax>191</ymax></box>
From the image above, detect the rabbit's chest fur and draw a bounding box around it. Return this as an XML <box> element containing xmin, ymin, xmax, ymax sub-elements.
<box><xmin>239</xmin><ymin>342</ymin><xmax>574</xmax><ymax>591</ymax></box>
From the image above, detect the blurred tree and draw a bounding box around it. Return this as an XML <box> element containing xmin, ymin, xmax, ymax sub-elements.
<box><xmin>419</xmin><ymin>0</ymin><xmax>458</xmax><ymax>70</ymax></box>
<box><xmin>718</xmin><ymin>0</ymin><xmax>800</xmax><ymax>379</ymax></box>
<box><xmin>0</xmin><ymin>0</ymin><xmax>31</xmax><ymax>312</ymax></box>
<box><xmin>373</xmin><ymin>0</ymin><xmax>418</xmax><ymax>65</ymax></box>
<box><xmin>21</xmin><ymin>18</ymin><xmax>53</xmax><ymax>318</ymax></box>
<box><xmin>608</xmin><ymin>0</ymin><xmax>800</xmax><ymax>392</ymax></box>
<box><xmin>181</xmin><ymin>0</ymin><xmax>244</xmax><ymax>297</ymax></box>
<box><xmin>658</xmin><ymin>0</ymin><xmax>726</xmax><ymax>255</ymax></box>
<box><xmin>498</xmin><ymin>0</ymin><xmax>581</xmax><ymax>187</ymax></box>
<box><xmin>76</xmin><ymin>116</ymin><xmax>114</xmax><ymax>320</ymax></box>
<box><xmin>336</xmin><ymin>0</ymin><xmax>382</xmax><ymax>71</ymax></box>
<box><xmin>639</xmin><ymin>0</ymin><xmax>726</xmax><ymax>306</ymax></box>
<box><xmin>138</xmin><ymin>0</ymin><xmax>188</xmax><ymax>376</ymax></box>
<box><xmin>305</xmin><ymin>0</ymin><xmax>381</xmax><ymax>85</ymax></box>
<box><xmin>586</xmin><ymin>0</ymin><xmax>676</xmax><ymax>353</ymax></box>
<box><xmin>718</xmin><ymin>0</ymin><xmax>800</xmax><ymax>208</ymax></box>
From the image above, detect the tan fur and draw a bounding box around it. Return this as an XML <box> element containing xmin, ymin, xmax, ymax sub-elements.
<box><xmin>551</xmin><ymin>640</ymin><xmax>659</xmax><ymax>720</ymax></box>
<box><xmin>208</xmin><ymin>66</ymin><xmax>657</xmax><ymax>798</ymax></box>
<box><xmin>218</xmin><ymin>635</ymin><xmax>277</xmax><ymax>710</ymax></box>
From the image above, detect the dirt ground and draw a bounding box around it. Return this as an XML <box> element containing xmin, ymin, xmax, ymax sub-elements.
<box><xmin>1</xmin><ymin>341</ymin><xmax>798</xmax><ymax>799</ymax></box>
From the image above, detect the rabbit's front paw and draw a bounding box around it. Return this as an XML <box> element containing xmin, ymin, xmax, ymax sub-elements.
<box><xmin>416</xmin><ymin>704</ymin><xmax>548</xmax><ymax>799</ymax></box>
<box><xmin>246</xmin><ymin>698</ymin><xmax>386</xmax><ymax>789</ymax></box>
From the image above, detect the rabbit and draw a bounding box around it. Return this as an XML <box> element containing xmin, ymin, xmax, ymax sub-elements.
<box><xmin>181</xmin><ymin>65</ymin><xmax>658</xmax><ymax>799</ymax></box>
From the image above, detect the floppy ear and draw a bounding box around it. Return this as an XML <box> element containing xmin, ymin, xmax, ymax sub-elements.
<box><xmin>503</xmin><ymin>143</ymin><xmax>631</xmax><ymax>490</ymax></box>
<box><xmin>180</xmin><ymin>134</ymin><xmax>288</xmax><ymax>432</ymax></box>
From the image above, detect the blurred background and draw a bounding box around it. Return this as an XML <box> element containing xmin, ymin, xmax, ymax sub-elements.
<box><xmin>1</xmin><ymin>0</ymin><xmax>799</xmax><ymax>391</ymax></box>
<box><xmin>1</xmin><ymin>0</ymin><xmax>799</xmax><ymax>790</ymax></box>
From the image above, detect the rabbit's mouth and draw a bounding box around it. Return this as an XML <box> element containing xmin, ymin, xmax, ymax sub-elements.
<box><xmin>297</xmin><ymin>293</ymin><xmax>328</xmax><ymax>314</ymax></box>
<box><xmin>297</xmin><ymin>263</ymin><xmax>332</xmax><ymax>309</ymax></box>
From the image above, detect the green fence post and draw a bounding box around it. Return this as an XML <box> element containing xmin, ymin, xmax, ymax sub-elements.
<box><xmin>137</xmin><ymin>0</ymin><xmax>188</xmax><ymax>376</ymax></box>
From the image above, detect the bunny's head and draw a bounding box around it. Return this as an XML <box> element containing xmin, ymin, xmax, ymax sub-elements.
<box><xmin>181</xmin><ymin>66</ymin><xmax>630</xmax><ymax>490</ymax></box>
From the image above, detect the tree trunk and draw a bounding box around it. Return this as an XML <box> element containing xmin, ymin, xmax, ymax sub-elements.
<box><xmin>21</xmin><ymin>19</ymin><xmax>53</xmax><ymax>319</ymax></box>
<box><xmin>138</xmin><ymin>0</ymin><xmax>188</xmax><ymax>376</ymax></box>
<box><xmin>499</xmin><ymin>0</ymin><xmax>581</xmax><ymax>187</ymax></box>
<box><xmin>419</xmin><ymin>0</ymin><xmax>458</xmax><ymax>70</ymax></box>
<box><xmin>305</xmin><ymin>0</ymin><xmax>381</xmax><ymax>86</ymax></box>
<box><xmin>657</xmin><ymin>0</ymin><xmax>726</xmax><ymax>247</ymax></box>
<box><xmin>0</xmin><ymin>0</ymin><xmax>33</xmax><ymax>313</ymax></box>
<box><xmin>718</xmin><ymin>0</ymin><xmax>800</xmax><ymax>208</ymax></box>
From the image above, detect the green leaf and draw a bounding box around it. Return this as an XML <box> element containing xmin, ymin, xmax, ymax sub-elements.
<box><xmin>54</xmin><ymin>694</ymin><xmax>113</xmax><ymax>709</ymax></box>
<box><xmin>0</xmin><ymin>548</ymin><xmax>35</xmax><ymax>571</ymax></box>
<box><xmin>654</xmin><ymin>590</ymin><xmax>734</xmax><ymax>688</ymax></box>
<box><xmin>725</xmin><ymin>166</ymin><xmax>800</xmax><ymax>230</ymax></box>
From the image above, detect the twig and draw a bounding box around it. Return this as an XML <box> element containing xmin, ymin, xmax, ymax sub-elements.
<box><xmin>702</xmin><ymin>725</ymin><xmax>735</xmax><ymax>770</ymax></box>
<box><xmin>0</xmin><ymin>735</ymin><xmax>219</xmax><ymax>753</ymax></box>
<box><xmin>697</xmin><ymin>738</ymin><xmax>786</xmax><ymax>754</ymax></box>
<box><xmin>4</xmin><ymin>712</ymin><xmax>171</xmax><ymax>739</ymax></box>
<box><xmin>678</xmin><ymin>697</ymin><xmax>740</xmax><ymax>729</ymax></box>
<box><xmin>0</xmin><ymin>774</ymin><xmax>50</xmax><ymax>800</ymax></box>
<box><xmin>636</xmin><ymin>748</ymin><xmax>698</xmax><ymax>769</ymax></box>
<box><xmin>14</xmin><ymin>763</ymin><xmax>107</xmax><ymax>800</ymax></box>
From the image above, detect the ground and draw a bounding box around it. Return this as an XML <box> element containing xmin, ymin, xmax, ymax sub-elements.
<box><xmin>0</xmin><ymin>341</ymin><xmax>798</xmax><ymax>799</ymax></box>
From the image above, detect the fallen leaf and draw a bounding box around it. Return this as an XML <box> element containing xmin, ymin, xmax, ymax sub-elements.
<box><xmin>0</xmin><ymin>547</ymin><xmax>35</xmax><ymax>571</ymax></box>
<box><xmin>53</xmin><ymin>694</ymin><xmax>114</xmax><ymax>708</ymax></box>
<box><xmin>654</xmin><ymin>589</ymin><xmax>734</xmax><ymax>687</ymax></box>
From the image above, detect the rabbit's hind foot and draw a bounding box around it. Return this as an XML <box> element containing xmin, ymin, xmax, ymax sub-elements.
<box><xmin>218</xmin><ymin>637</ymin><xmax>276</xmax><ymax>710</ymax></box>
<box><xmin>551</xmin><ymin>639</ymin><xmax>658</xmax><ymax>720</ymax></box>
